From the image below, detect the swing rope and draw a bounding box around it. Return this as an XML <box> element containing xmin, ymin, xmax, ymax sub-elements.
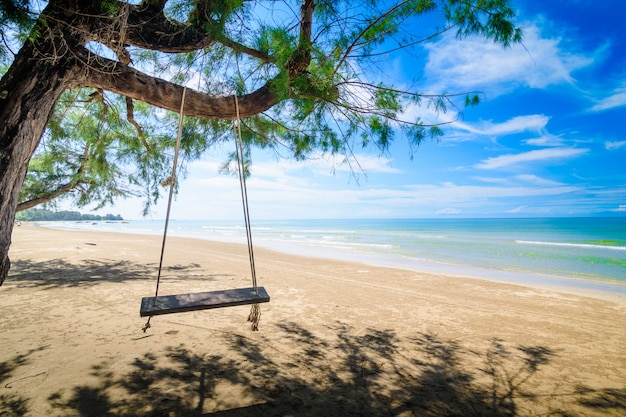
<box><xmin>233</xmin><ymin>95</ymin><xmax>261</xmax><ymax>331</ymax></box>
<box><xmin>155</xmin><ymin>87</ymin><xmax>187</xmax><ymax>301</ymax></box>
<box><xmin>142</xmin><ymin>86</ymin><xmax>187</xmax><ymax>332</ymax></box>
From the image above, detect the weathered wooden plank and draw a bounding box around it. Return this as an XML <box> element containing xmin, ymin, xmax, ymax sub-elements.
<box><xmin>140</xmin><ymin>287</ymin><xmax>270</xmax><ymax>317</ymax></box>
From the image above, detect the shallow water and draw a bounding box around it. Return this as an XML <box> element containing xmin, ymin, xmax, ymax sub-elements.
<box><xmin>40</xmin><ymin>217</ymin><xmax>626</xmax><ymax>295</ymax></box>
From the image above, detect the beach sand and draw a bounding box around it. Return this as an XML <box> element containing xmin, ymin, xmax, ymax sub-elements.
<box><xmin>1</xmin><ymin>224</ymin><xmax>625</xmax><ymax>416</ymax></box>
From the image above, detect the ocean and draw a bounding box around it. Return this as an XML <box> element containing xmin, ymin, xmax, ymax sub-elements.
<box><xmin>39</xmin><ymin>217</ymin><xmax>626</xmax><ymax>295</ymax></box>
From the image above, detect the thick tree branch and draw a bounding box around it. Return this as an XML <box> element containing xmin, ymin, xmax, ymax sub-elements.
<box><xmin>75</xmin><ymin>1</ymin><xmax>272</xmax><ymax>64</ymax></box>
<box><xmin>78</xmin><ymin>47</ymin><xmax>280</xmax><ymax>119</ymax></box>
<box><xmin>124</xmin><ymin>3</ymin><xmax>218</xmax><ymax>53</ymax></box>
<box><xmin>286</xmin><ymin>0</ymin><xmax>314</xmax><ymax>75</ymax></box>
<box><xmin>139</xmin><ymin>0</ymin><xmax>167</xmax><ymax>12</ymax></box>
<box><xmin>78</xmin><ymin>0</ymin><xmax>327</xmax><ymax>123</ymax></box>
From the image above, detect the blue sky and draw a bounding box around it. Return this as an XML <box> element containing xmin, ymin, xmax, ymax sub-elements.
<box><xmin>82</xmin><ymin>0</ymin><xmax>626</xmax><ymax>220</ymax></box>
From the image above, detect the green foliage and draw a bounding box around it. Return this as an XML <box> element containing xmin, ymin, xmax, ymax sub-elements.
<box><xmin>465</xmin><ymin>93</ymin><xmax>482</xmax><ymax>107</ymax></box>
<box><xmin>0</xmin><ymin>0</ymin><xmax>34</xmax><ymax>61</ymax></box>
<box><xmin>374</xmin><ymin>87</ymin><xmax>401</xmax><ymax>118</ymax></box>
<box><xmin>0</xmin><ymin>0</ymin><xmax>29</xmax><ymax>27</ymax></box>
<box><xmin>20</xmin><ymin>88</ymin><xmax>222</xmax><ymax>215</ymax></box>
<box><xmin>7</xmin><ymin>0</ymin><xmax>522</xmax><ymax>212</ymax></box>
<box><xmin>445</xmin><ymin>0</ymin><xmax>523</xmax><ymax>46</ymax></box>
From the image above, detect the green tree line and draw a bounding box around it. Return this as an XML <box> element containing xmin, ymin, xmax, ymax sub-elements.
<box><xmin>15</xmin><ymin>209</ymin><xmax>123</xmax><ymax>222</ymax></box>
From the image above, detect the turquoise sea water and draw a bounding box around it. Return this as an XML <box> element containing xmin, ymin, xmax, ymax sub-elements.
<box><xmin>41</xmin><ymin>217</ymin><xmax>626</xmax><ymax>294</ymax></box>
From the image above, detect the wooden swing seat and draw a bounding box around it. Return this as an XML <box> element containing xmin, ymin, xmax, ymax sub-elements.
<box><xmin>140</xmin><ymin>286</ymin><xmax>269</xmax><ymax>317</ymax></box>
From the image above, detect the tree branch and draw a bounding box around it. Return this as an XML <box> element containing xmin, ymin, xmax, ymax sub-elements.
<box><xmin>73</xmin><ymin>1</ymin><xmax>272</xmax><ymax>64</ymax></box>
<box><xmin>333</xmin><ymin>0</ymin><xmax>410</xmax><ymax>76</ymax></box>
<box><xmin>125</xmin><ymin>96</ymin><xmax>145</xmax><ymax>139</ymax></box>
<box><xmin>286</xmin><ymin>0</ymin><xmax>315</xmax><ymax>75</ymax></box>
<box><xmin>139</xmin><ymin>0</ymin><xmax>167</xmax><ymax>12</ymax></box>
<box><xmin>124</xmin><ymin>3</ymin><xmax>218</xmax><ymax>53</ymax></box>
<box><xmin>16</xmin><ymin>178</ymin><xmax>88</xmax><ymax>211</ymax></box>
<box><xmin>216</xmin><ymin>35</ymin><xmax>274</xmax><ymax>64</ymax></box>
<box><xmin>16</xmin><ymin>143</ymin><xmax>91</xmax><ymax>212</ymax></box>
<box><xmin>78</xmin><ymin>47</ymin><xmax>280</xmax><ymax>119</ymax></box>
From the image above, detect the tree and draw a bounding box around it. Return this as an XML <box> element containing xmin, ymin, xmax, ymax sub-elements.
<box><xmin>0</xmin><ymin>0</ymin><xmax>522</xmax><ymax>284</ymax></box>
<box><xmin>14</xmin><ymin>208</ymin><xmax>124</xmax><ymax>221</ymax></box>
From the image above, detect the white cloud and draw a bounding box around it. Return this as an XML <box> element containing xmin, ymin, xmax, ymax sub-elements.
<box><xmin>605</xmin><ymin>140</ymin><xmax>626</xmax><ymax>151</ymax></box>
<box><xmin>83</xmin><ymin>161</ymin><xmax>596</xmax><ymax>219</ymax></box>
<box><xmin>476</xmin><ymin>148</ymin><xmax>589</xmax><ymax>170</ymax></box>
<box><xmin>515</xmin><ymin>174</ymin><xmax>561</xmax><ymax>186</ymax></box>
<box><xmin>187</xmin><ymin>152</ymin><xmax>401</xmax><ymax>181</ymax></box>
<box><xmin>331</xmin><ymin>154</ymin><xmax>401</xmax><ymax>175</ymax></box>
<box><xmin>251</xmin><ymin>153</ymin><xmax>401</xmax><ymax>178</ymax></box>
<box><xmin>454</xmin><ymin>115</ymin><xmax>549</xmax><ymax>136</ymax></box>
<box><xmin>404</xmin><ymin>182</ymin><xmax>580</xmax><ymax>201</ymax></box>
<box><xmin>399</xmin><ymin>99</ymin><xmax>460</xmax><ymax>127</ymax></box>
<box><xmin>423</xmin><ymin>23</ymin><xmax>593</xmax><ymax>94</ymax></box>
<box><xmin>180</xmin><ymin>167</ymin><xmax>586</xmax><ymax>219</ymax></box>
<box><xmin>473</xmin><ymin>174</ymin><xmax>562</xmax><ymax>186</ymax></box>
<box><xmin>507</xmin><ymin>205</ymin><xmax>527</xmax><ymax>213</ymax></box>
<box><xmin>186</xmin><ymin>159</ymin><xmax>223</xmax><ymax>173</ymax></box>
<box><xmin>590</xmin><ymin>86</ymin><xmax>626</xmax><ymax>112</ymax></box>
<box><xmin>524</xmin><ymin>133</ymin><xmax>564</xmax><ymax>147</ymax></box>
<box><xmin>436</xmin><ymin>207</ymin><xmax>461</xmax><ymax>215</ymax></box>
<box><xmin>473</xmin><ymin>176</ymin><xmax>509</xmax><ymax>184</ymax></box>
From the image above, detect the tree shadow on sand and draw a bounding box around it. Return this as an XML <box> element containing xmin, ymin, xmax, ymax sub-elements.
<box><xmin>40</xmin><ymin>321</ymin><xmax>624</xmax><ymax>417</ymax></box>
<box><xmin>9</xmin><ymin>259</ymin><xmax>231</xmax><ymax>289</ymax></box>
<box><xmin>0</xmin><ymin>347</ymin><xmax>48</xmax><ymax>417</ymax></box>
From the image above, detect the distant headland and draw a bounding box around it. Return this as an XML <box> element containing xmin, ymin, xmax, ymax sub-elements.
<box><xmin>15</xmin><ymin>208</ymin><xmax>123</xmax><ymax>222</ymax></box>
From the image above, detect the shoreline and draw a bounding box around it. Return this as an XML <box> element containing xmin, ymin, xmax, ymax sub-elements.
<box><xmin>3</xmin><ymin>223</ymin><xmax>625</xmax><ymax>416</ymax></box>
<box><xmin>25</xmin><ymin>222</ymin><xmax>626</xmax><ymax>305</ymax></box>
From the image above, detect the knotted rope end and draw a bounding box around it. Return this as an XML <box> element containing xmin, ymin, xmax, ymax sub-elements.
<box><xmin>247</xmin><ymin>304</ymin><xmax>261</xmax><ymax>331</ymax></box>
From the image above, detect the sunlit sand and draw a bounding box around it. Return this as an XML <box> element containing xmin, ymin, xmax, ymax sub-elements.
<box><xmin>2</xmin><ymin>225</ymin><xmax>625</xmax><ymax>416</ymax></box>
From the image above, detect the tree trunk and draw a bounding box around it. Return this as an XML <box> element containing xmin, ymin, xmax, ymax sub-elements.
<box><xmin>0</xmin><ymin>41</ymin><xmax>75</xmax><ymax>285</ymax></box>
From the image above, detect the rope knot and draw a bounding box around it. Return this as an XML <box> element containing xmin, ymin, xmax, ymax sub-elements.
<box><xmin>248</xmin><ymin>304</ymin><xmax>261</xmax><ymax>331</ymax></box>
<box><xmin>161</xmin><ymin>175</ymin><xmax>176</xmax><ymax>187</ymax></box>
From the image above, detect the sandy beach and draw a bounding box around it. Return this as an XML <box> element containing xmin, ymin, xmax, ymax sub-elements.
<box><xmin>1</xmin><ymin>224</ymin><xmax>625</xmax><ymax>416</ymax></box>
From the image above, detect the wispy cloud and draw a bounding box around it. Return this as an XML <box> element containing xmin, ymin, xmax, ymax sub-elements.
<box><xmin>454</xmin><ymin>115</ymin><xmax>549</xmax><ymax>136</ymax></box>
<box><xmin>476</xmin><ymin>148</ymin><xmax>589</xmax><ymax>170</ymax></box>
<box><xmin>252</xmin><ymin>153</ymin><xmax>401</xmax><ymax>177</ymax></box>
<box><xmin>403</xmin><ymin>182</ymin><xmax>581</xmax><ymax>202</ymax></box>
<box><xmin>177</xmin><ymin>156</ymin><xmax>589</xmax><ymax>219</ymax></box>
<box><xmin>436</xmin><ymin>207</ymin><xmax>460</xmax><ymax>215</ymax></box>
<box><xmin>423</xmin><ymin>23</ymin><xmax>592</xmax><ymax>94</ymax></box>
<box><xmin>473</xmin><ymin>174</ymin><xmax>562</xmax><ymax>186</ymax></box>
<box><xmin>590</xmin><ymin>85</ymin><xmax>626</xmax><ymax>112</ymax></box>
<box><xmin>507</xmin><ymin>205</ymin><xmax>527</xmax><ymax>214</ymax></box>
<box><xmin>524</xmin><ymin>133</ymin><xmax>564</xmax><ymax>147</ymax></box>
<box><xmin>515</xmin><ymin>174</ymin><xmax>562</xmax><ymax>186</ymax></box>
<box><xmin>473</xmin><ymin>176</ymin><xmax>509</xmax><ymax>184</ymax></box>
<box><xmin>605</xmin><ymin>140</ymin><xmax>626</xmax><ymax>151</ymax></box>
<box><xmin>188</xmin><ymin>152</ymin><xmax>401</xmax><ymax>181</ymax></box>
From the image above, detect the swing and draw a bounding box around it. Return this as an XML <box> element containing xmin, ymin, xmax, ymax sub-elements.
<box><xmin>140</xmin><ymin>88</ymin><xmax>269</xmax><ymax>326</ymax></box>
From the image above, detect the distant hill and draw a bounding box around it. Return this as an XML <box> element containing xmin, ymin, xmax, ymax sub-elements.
<box><xmin>15</xmin><ymin>208</ymin><xmax>123</xmax><ymax>222</ymax></box>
